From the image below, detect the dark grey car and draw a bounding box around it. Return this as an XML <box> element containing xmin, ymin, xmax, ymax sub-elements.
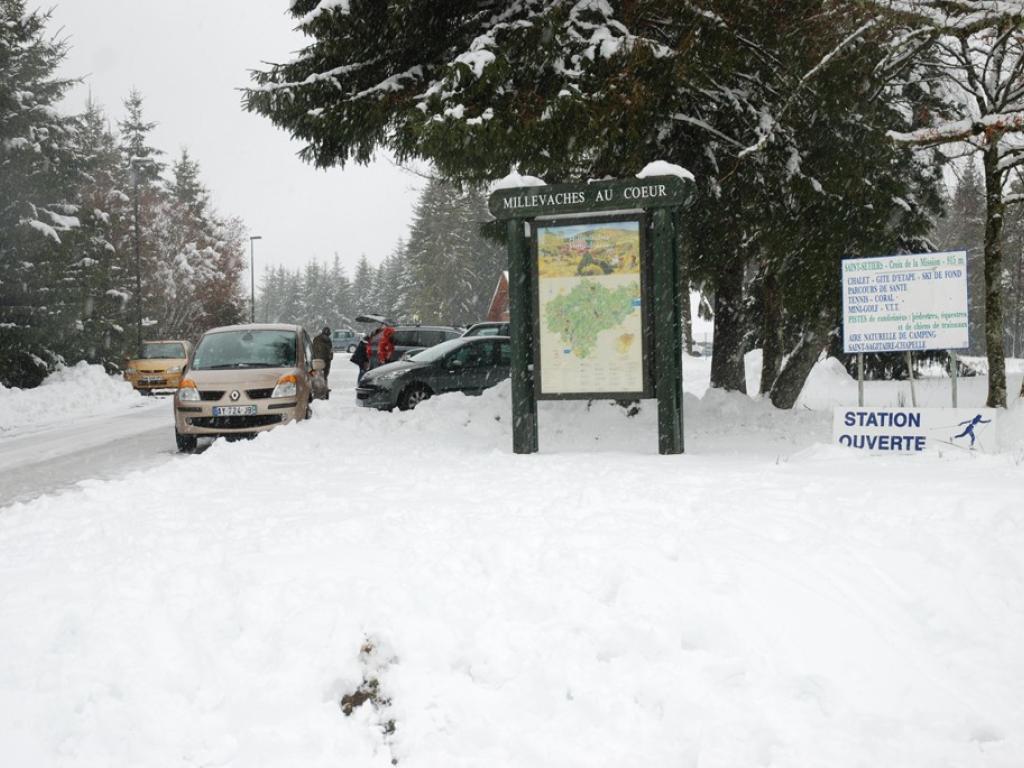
<box><xmin>356</xmin><ymin>336</ymin><xmax>511</xmax><ymax>410</ymax></box>
<box><xmin>388</xmin><ymin>325</ymin><xmax>460</xmax><ymax>362</ymax></box>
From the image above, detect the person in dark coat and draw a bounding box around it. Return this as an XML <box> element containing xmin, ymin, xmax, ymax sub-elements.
<box><xmin>351</xmin><ymin>326</ymin><xmax>378</xmax><ymax>383</ymax></box>
<box><xmin>312</xmin><ymin>326</ymin><xmax>334</xmax><ymax>398</ymax></box>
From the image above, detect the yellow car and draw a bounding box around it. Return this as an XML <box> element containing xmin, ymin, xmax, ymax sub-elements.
<box><xmin>123</xmin><ymin>340</ymin><xmax>193</xmax><ymax>393</ymax></box>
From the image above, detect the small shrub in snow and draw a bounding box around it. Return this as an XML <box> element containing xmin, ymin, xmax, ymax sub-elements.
<box><xmin>339</xmin><ymin>638</ymin><xmax>398</xmax><ymax>762</ymax></box>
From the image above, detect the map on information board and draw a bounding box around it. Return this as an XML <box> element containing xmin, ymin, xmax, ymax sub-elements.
<box><xmin>535</xmin><ymin>219</ymin><xmax>646</xmax><ymax>396</ymax></box>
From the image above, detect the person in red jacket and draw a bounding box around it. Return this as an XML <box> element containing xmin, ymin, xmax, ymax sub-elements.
<box><xmin>377</xmin><ymin>325</ymin><xmax>395</xmax><ymax>365</ymax></box>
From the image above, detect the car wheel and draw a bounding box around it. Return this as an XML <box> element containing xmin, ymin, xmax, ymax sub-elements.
<box><xmin>398</xmin><ymin>384</ymin><xmax>431</xmax><ymax>411</ymax></box>
<box><xmin>347</xmin><ymin>344</ymin><xmax>356</xmax><ymax>353</ymax></box>
<box><xmin>306</xmin><ymin>404</ymin><xmax>313</xmax><ymax>420</ymax></box>
<box><xmin>175</xmin><ymin>430</ymin><xmax>197</xmax><ymax>453</ymax></box>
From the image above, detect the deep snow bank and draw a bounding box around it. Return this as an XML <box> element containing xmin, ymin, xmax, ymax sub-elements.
<box><xmin>1</xmin><ymin>364</ymin><xmax>1022</xmax><ymax>767</ymax></box>
<box><xmin>0</xmin><ymin>361</ymin><xmax>141</xmax><ymax>433</ymax></box>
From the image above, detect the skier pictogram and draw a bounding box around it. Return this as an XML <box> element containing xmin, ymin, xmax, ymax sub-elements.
<box><xmin>952</xmin><ymin>414</ymin><xmax>991</xmax><ymax>448</ymax></box>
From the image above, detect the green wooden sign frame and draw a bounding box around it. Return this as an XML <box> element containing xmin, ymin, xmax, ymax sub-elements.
<box><xmin>490</xmin><ymin>175</ymin><xmax>693</xmax><ymax>455</ymax></box>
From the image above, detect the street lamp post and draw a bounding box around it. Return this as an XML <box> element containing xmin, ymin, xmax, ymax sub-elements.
<box><xmin>249</xmin><ymin>235</ymin><xmax>262</xmax><ymax>323</ymax></box>
<box><xmin>133</xmin><ymin>168</ymin><xmax>141</xmax><ymax>352</ymax></box>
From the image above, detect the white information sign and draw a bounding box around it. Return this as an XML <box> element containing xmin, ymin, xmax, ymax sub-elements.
<box><xmin>842</xmin><ymin>251</ymin><xmax>969</xmax><ymax>353</ymax></box>
<box><xmin>833</xmin><ymin>407</ymin><xmax>998</xmax><ymax>454</ymax></box>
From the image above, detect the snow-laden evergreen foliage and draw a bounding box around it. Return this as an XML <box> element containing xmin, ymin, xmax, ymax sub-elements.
<box><xmin>0</xmin><ymin>1</ymin><xmax>80</xmax><ymax>385</ymax></box>
<box><xmin>0</xmin><ymin>4</ymin><xmax>248</xmax><ymax>387</ymax></box>
<box><xmin>404</xmin><ymin>179</ymin><xmax>503</xmax><ymax>326</ymax></box>
<box><xmin>259</xmin><ymin>177</ymin><xmax>502</xmax><ymax>329</ymax></box>
<box><xmin>258</xmin><ymin>257</ymin><xmax>359</xmax><ymax>331</ymax></box>
<box><xmin>246</xmin><ymin>0</ymin><xmax>949</xmax><ymax>406</ymax></box>
<box><xmin>868</xmin><ymin>0</ymin><xmax>1024</xmax><ymax>404</ymax></box>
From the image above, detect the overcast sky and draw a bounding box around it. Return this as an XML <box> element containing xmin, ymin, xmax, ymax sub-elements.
<box><xmin>50</xmin><ymin>0</ymin><xmax>426</xmax><ymax>279</ymax></box>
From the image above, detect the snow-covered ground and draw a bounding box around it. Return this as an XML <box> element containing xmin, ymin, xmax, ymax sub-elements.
<box><xmin>1</xmin><ymin>356</ymin><xmax>1022</xmax><ymax>767</ymax></box>
<box><xmin>0</xmin><ymin>362</ymin><xmax>150</xmax><ymax>436</ymax></box>
<box><xmin>0</xmin><ymin>364</ymin><xmax>170</xmax><ymax>505</ymax></box>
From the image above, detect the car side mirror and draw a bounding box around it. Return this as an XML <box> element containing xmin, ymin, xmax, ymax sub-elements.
<box><xmin>312</xmin><ymin>359</ymin><xmax>326</xmax><ymax>372</ymax></box>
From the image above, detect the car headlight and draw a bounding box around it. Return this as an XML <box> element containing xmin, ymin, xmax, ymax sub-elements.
<box><xmin>272</xmin><ymin>374</ymin><xmax>297</xmax><ymax>399</ymax></box>
<box><xmin>177</xmin><ymin>379</ymin><xmax>200</xmax><ymax>402</ymax></box>
<box><xmin>166</xmin><ymin>366</ymin><xmax>182</xmax><ymax>374</ymax></box>
<box><xmin>373</xmin><ymin>370</ymin><xmax>403</xmax><ymax>384</ymax></box>
<box><xmin>124</xmin><ymin>367</ymin><xmax>137</xmax><ymax>374</ymax></box>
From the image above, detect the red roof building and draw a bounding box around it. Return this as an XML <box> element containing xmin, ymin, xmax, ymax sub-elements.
<box><xmin>486</xmin><ymin>271</ymin><xmax>509</xmax><ymax>322</ymax></box>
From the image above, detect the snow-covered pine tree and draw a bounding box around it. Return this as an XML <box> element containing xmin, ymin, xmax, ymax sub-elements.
<box><xmin>246</xmin><ymin>0</ymin><xmax>947</xmax><ymax>405</ymax></box>
<box><xmin>329</xmin><ymin>254</ymin><xmax>353</xmax><ymax>327</ymax></box>
<box><xmin>63</xmin><ymin>98</ymin><xmax>132</xmax><ymax>369</ymax></box>
<box><xmin>932</xmin><ymin>164</ymin><xmax>987</xmax><ymax>355</ymax></box>
<box><xmin>116</xmin><ymin>89</ymin><xmax>167</xmax><ymax>352</ymax></box>
<box><xmin>351</xmin><ymin>254</ymin><xmax>375</xmax><ymax>318</ymax></box>
<box><xmin>868</xmin><ymin>0</ymin><xmax>1024</xmax><ymax>405</ymax></box>
<box><xmin>999</xmin><ymin>176</ymin><xmax>1024</xmax><ymax>358</ymax></box>
<box><xmin>379</xmin><ymin>239</ymin><xmax>410</xmax><ymax>322</ymax></box>
<box><xmin>404</xmin><ymin>178</ymin><xmax>503</xmax><ymax>326</ymax></box>
<box><xmin>0</xmin><ymin>0</ymin><xmax>81</xmax><ymax>386</ymax></box>
<box><xmin>135</xmin><ymin>147</ymin><xmax>247</xmax><ymax>339</ymax></box>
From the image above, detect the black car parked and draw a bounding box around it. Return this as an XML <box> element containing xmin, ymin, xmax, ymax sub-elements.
<box><xmin>356</xmin><ymin>336</ymin><xmax>511</xmax><ymax>410</ymax></box>
<box><xmin>389</xmin><ymin>324</ymin><xmax>461</xmax><ymax>361</ymax></box>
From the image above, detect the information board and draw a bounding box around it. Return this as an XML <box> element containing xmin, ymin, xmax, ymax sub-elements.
<box><xmin>833</xmin><ymin>407</ymin><xmax>998</xmax><ymax>453</ymax></box>
<box><xmin>842</xmin><ymin>251</ymin><xmax>969</xmax><ymax>353</ymax></box>
<box><xmin>533</xmin><ymin>216</ymin><xmax>649</xmax><ymax>398</ymax></box>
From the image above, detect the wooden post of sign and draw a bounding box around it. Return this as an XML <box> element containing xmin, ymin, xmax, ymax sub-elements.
<box><xmin>905</xmin><ymin>350</ymin><xmax>917</xmax><ymax>407</ymax></box>
<box><xmin>857</xmin><ymin>353</ymin><xmax>864</xmax><ymax>407</ymax></box>
<box><xmin>652</xmin><ymin>208</ymin><xmax>683</xmax><ymax>454</ymax></box>
<box><xmin>508</xmin><ymin>218</ymin><xmax>538</xmax><ymax>454</ymax></box>
<box><xmin>949</xmin><ymin>350</ymin><xmax>959</xmax><ymax>408</ymax></box>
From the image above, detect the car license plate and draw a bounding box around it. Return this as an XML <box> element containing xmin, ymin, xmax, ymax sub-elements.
<box><xmin>213</xmin><ymin>405</ymin><xmax>257</xmax><ymax>417</ymax></box>
<box><xmin>142</xmin><ymin>376</ymin><xmax>164</xmax><ymax>384</ymax></box>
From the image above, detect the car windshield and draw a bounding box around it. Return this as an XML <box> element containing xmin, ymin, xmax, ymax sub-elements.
<box><xmin>406</xmin><ymin>337</ymin><xmax>468</xmax><ymax>363</ymax></box>
<box><xmin>140</xmin><ymin>342</ymin><xmax>185</xmax><ymax>359</ymax></box>
<box><xmin>191</xmin><ymin>330</ymin><xmax>296</xmax><ymax>370</ymax></box>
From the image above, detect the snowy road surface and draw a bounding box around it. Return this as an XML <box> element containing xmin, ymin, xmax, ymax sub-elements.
<box><xmin>0</xmin><ymin>397</ymin><xmax>171</xmax><ymax>506</ymax></box>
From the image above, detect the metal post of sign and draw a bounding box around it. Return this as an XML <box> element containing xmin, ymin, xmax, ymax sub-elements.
<box><xmin>652</xmin><ymin>208</ymin><xmax>683</xmax><ymax>454</ymax></box>
<box><xmin>905</xmin><ymin>350</ymin><xmax>917</xmax><ymax>407</ymax></box>
<box><xmin>857</xmin><ymin>353</ymin><xmax>864</xmax><ymax>407</ymax></box>
<box><xmin>949</xmin><ymin>349</ymin><xmax>959</xmax><ymax>408</ymax></box>
<box><xmin>508</xmin><ymin>218</ymin><xmax>538</xmax><ymax>454</ymax></box>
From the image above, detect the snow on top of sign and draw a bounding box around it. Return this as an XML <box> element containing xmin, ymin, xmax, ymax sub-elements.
<box><xmin>637</xmin><ymin>161</ymin><xmax>695</xmax><ymax>181</ymax></box>
<box><xmin>490</xmin><ymin>170</ymin><xmax>546</xmax><ymax>192</ymax></box>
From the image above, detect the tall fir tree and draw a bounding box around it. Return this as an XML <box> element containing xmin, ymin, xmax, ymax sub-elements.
<box><xmin>0</xmin><ymin>0</ymin><xmax>80</xmax><ymax>386</ymax></box>
<box><xmin>64</xmin><ymin>98</ymin><xmax>132</xmax><ymax>367</ymax></box>
<box><xmin>351</xmin><ymin>254</ymin><xmax>375</xmax><ymax>316</ymax></box>
<box><xmin>246</xmin><ymin>0</ymin><xmax>947</xmax><ymax>405</ymax></box>
<box><xmin>404</xmin><ymin>179</ymin><xmax>508</xmax><ymax>325</ymax></box>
